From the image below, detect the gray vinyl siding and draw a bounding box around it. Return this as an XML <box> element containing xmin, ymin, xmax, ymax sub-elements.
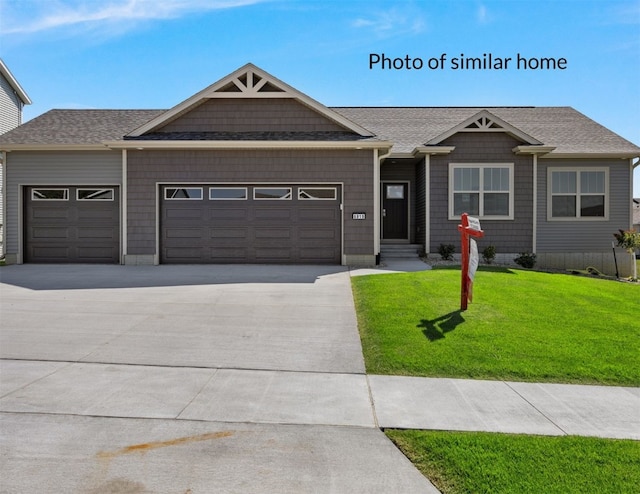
<box><xmin>0</xmin><ymin>74</ymin><xmax>23</xmax><ymax>135</ymax></box>
<box><xmin>380</xmin><ymin>161</ymin><xmax>417</xmax><ymax>243</ymax></box>
<box><xmin>429</xmin><ymin>132</ymin><xmax>534</xmax><ymax>253</ymax></box>
<box><xmin>127</xmin><ymin>149</ymin><xmax>374</xmax><ymax>257</ymax></box>
<box><xmin>4</xmin><ymin>151</ymin><xmax>122</xmax><ymax>254</ymax></box>
<box><xmin>159</xmin><ymin>99</ymin><xmax>349</xmax><ymax>133</ymax></box>
<box><xmin>536</xmin><ymin>159</ymin><xmax>631</xmax><ymax>252</ymax></box>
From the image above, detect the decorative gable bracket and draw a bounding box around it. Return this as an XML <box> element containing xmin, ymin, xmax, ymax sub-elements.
<box><xmin>214</xmin><ymin>69</ymin><xmax>285</xmax><ymax>96</ymax></box>
<box><xmin>425</xmin><ymin>109</ymin><xmax>542</xmax><ymax>146</ymax></box>
<box><xmin>127</xmin><ymin>63</ymin><xmax>374</xmax><ymax>137</ymax></box>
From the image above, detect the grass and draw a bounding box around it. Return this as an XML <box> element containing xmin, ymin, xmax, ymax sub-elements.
<box><xmin>351</xmin><ymin>267</ymin><xmax>640</xmax><ymax>385</ymax></box>
<box><xmin>385</xmin><ymin>430</ymin><xmax>640</xmax><ymax>494</ymax></box>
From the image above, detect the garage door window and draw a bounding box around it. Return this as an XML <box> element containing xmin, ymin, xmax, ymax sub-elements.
<box><xmin>165</xmin><ymin>188</ymin><xmax>203</xmax><ymax>200</ymax></box>
<box><xmin>210</xmin><ymin>187</ymin><xmax>247</xmax><ymax>200</ymax></box>
<box><xmin>32</xmin><ymin>188</ymin><xmax>69</xmax><ymax>200</ymax></box>
<box><xmin>77</xmin><ymin>188</ymin><xmax>114</xmax><ymax>201</ymax></box>
<box><xmin>254</xmin><ymin>187</ymin><xmax>292</xmax><ymax>200</ymax></box>
<box><xmin>299</xmin><ymin>187</ymin><xmax>337</xmax><ymax>200</ymax></box>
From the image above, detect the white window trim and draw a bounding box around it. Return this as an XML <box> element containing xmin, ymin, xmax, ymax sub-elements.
<box><xmin>77</xmin><ymin>188</ymin><xmax>115</xmax><ymax>201</ymax></box>
<box><xmin>209</xmin><ymin>187</ymin><xmax>248</xmax><ymax>200</ymax></box>
<box><xmin>448</xmin><ymin>163</ymin><xmax>514</xmax><ymax>220</ymax></box>
<box><xmin>31</xmin><ymin>188</ymin><xmax>69</xmax><ymax>201</ymax></box>
<box><xmin>547</xmin><ymin>167</ymin><xmax>609</xmax><ymax>221</ymax></box>
<box><xmin>253</xmin><ymin>187</ymin><xmax>292</xmax><ymax>200</ymax></box>
<box><xmin>164</xmin><ymin>187</ymin><xmax>203</xmax><ymax>200</ymax></box>
<box><xmin>298</xmin><ymin>187</ymin><xmax>337</xmax><ymax>200</ymax></box>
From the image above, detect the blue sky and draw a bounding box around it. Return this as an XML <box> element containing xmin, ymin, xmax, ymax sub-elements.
<box><xmin>1</xmin><ymin>0</ymin><xmax>639</xmax><ymax>195</ymax></box>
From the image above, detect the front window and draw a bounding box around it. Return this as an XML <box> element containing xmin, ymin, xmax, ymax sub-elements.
<box><xmin>549</xmin><ymin>169</ymin><xmax>607</xmax><ymax>220</ymax></box>
<box><xmin>449</xmin><ymin>164</ymin><xmax>513</xmax><ymax>219</ymax></box>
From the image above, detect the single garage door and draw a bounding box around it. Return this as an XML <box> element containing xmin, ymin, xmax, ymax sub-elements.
<box><xmin>161</xmin><ymin>184</ymin><xmax>341</xmax><ymax>264</ymax></box>
<box><xmin>24</xmin><ymin>186</ymin><xmax>120</xmax><ymax>263</ymax></box>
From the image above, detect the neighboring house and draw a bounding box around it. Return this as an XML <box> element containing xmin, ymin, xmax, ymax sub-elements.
<box><xmin>0</xmin><ymin>59</ymin><xmax>32</xmax><ymax>257</ymax></box>
<box><xmin>0</xmin><ymin>63</ymin><xmax>639</xmax><ymax>275</ymax></box>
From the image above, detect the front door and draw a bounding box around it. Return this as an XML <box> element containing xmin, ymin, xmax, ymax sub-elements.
<box><xmin>382</xmin><ymin>182</ymin><xmax>409</xmax><ymax>240</ymax></box>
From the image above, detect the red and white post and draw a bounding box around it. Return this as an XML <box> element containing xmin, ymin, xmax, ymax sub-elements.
<box><xmin>458</xmin><ymin>213</ymin><xmax>485</xmax><ymax>311</ymax></box>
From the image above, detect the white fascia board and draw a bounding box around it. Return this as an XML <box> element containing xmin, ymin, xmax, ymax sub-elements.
<box><xmin>127</xmin><ymin>63</ymin><xmax>375</xmax><ymax>138</ymax></box>
<box><xmin>513</xmin><ymin>145</ymin><xmax>556</xmax><ymax>155</ymax></box>
<box><xmin>0</xmin><ymin>144</ymin><xmax>112</xmax><ymax>152</ymax></box>
<box><xmin>104</xmin><ymin>140</ymin><xmax>393</xmax><ymax>150</ymax></box>
<box><xmin>0</xmin><ymin>60</ymin><xmax>32</xmax><ymax>105</ymax></box>
<box><xmin>539</xmin><ymin>152</ymin><xmax>640</xmax><ymax>159</ymax></box>
<box><xmin>412</xmin><ymin>146</ymin><xmax>456</xmax><ymax>155</ymax></box>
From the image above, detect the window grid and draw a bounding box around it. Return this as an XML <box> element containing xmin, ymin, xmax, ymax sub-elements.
<box><xmin>32</xmin><ymin>188</ymin><xmax>69</xmax><ymax>201</ymax></box>
<box><xmin>450</xmin><ymin>164</ymin><xmax>513</xmax><ymax>219</ymax></box>
<box><xmin>549</xmin><ymin>169</ymin><xmax>607</xmax><ymax>220</ymax></box>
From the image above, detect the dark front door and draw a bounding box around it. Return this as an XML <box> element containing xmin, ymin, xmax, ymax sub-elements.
<box><xmin>382</xmin><ymin>182</ymin><xmax>409</xmax><ymax>240</ymax></box>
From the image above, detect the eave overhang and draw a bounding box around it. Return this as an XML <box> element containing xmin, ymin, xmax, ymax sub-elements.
<box><xmin>0</xmin><ymin>144</ymin><xmax>111</xmax><ymax>152</ymax></box>
<box><xmin>513</xmin><ymin>145</ymin><xmax>556</xmax><ymax>155</ymax></box>
<box><xmin>104</xmin><ymin>140</ymin><xmax>393</xmax><ymax>151</ymax></box>
<box><xmin>413</xmin><ymin>146</ymin><xmax>456</xmax><ymax>156</ymax></box>
<box><xmin>538</xmin><ymin>152</ymin><xmax>640</xmax><ymax>159</ymax></box>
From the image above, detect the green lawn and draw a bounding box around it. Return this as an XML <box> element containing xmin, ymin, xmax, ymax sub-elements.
<box><xmin>351</xmin><ymin>267</ymin><xmax>640</xmax><ymax>385</ymax></box>
<box><xmin>386</xmin><ymin>430</ymin><xmax>640</xmax><ymax>494</ymax></box>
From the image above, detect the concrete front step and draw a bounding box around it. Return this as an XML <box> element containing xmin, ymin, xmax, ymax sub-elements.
<box><xmin>380</xmin><ymin>244</ymin><xmax>423</xmax><ymax>259</ymax></box>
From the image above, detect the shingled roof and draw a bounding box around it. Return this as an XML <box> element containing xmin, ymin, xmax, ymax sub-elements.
<box><xmin>0</xmin><ymin>109</ymin><xmax>163</xmax><ymax>146</ymax></box>
<box><xmin>332</xmin><ymin>107</ymin><xmax>640</xmax><ymax>156</ymax></box>
<box><xmin>1</xmin><ymin>106</ymin><xmax>639</xmax><ymax>157</ymax></box>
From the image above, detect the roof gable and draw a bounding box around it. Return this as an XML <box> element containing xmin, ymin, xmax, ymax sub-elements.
<box><xmin>0</xmin><ymin>59</ymin><xmax>32</xmax><ymax>105</ymax></box>
<box><xmin>128</xmin><ymin>63</ymin><xmax>374</xmax><ymax>138</ymax></box>
<box><xmin>425</xmin><ymin>109</ymin><xmax>542</xmax><ymax>146</ymax></box>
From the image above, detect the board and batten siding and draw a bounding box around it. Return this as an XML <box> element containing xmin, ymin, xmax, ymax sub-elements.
<box><xmin>536</xmin><ymin>159</ymin><xmax>631</xmax><ymax>252</ymax></box>
<box><xmin>4</xmin><ymin>151</ymin><xmax>122</xmax><ymax>257</ymax></box>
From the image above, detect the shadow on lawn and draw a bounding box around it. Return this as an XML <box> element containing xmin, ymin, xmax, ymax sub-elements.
<box><xmin>418</xmin><ymin>310</ymin><xmax>465</xmax><ymax>341</ymax></box>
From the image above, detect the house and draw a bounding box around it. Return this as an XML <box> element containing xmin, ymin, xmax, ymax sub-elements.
<box><xmin>0</xmin><ymin>59</ymin><xmax>32</xmax><ymax>257</ymax></box>
<box><xmin>1</xmin><ymin>63</ymin><xmax>639</xmax><ymax>275</ymax></box>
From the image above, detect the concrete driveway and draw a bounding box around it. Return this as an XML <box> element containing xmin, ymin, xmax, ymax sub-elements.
<box><xmin>0</xmin><ymin>264</ymin><xmax>365</xmax><ymax>373</ymax></box>
<box><xmin>0</xmin><ymin>264</ymin><xmax>439</xmax><ymax>494</ymax></box>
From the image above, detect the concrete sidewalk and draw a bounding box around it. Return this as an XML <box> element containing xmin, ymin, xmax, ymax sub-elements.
<box><xmin>2</xmin><ymin>360</ymin><xmax>638</xmax><ymax>439</ymax></box>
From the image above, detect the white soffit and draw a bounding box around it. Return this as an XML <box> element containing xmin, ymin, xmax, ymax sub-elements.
<box><xmin>425</xmin><ymin>109</ymin><xmax>542</xmax><ymax>146</ymax></box>
<box><xmin>127</xmin><ymin>63</ymin><xmax>375</xmax><ymax>137</ymax></box>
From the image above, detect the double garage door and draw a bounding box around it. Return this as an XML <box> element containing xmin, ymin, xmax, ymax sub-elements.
<box><xmin>24</xmin><ymin>186</ymin><xmax>120</xmax><ymax>263</ymax></box>
<box><xmin>161</xmin><ymin>184</ymin><xmax>342</xmax><ymax>264</ymax></box>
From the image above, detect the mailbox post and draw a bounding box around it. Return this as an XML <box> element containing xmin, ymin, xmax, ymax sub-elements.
<box><xmin>458</xmin><ymin>213</ymin><xmax>485</xmax><ymax>311</ymax></box>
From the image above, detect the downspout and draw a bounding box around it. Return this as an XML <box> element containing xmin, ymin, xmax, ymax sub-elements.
<box><xmin>1</xmin><ymin>151</ymin><xmax>5</xmax><ymax>259</ymax></box>
<box><xmin>632</xmin><ymin>158</ymin><xmax>639</xmax><ymax>228</ymax></box>
<box><xmin>532</xmin><ymin>154</ymin><xmax>537</xmax><ymax>254</ymax></box>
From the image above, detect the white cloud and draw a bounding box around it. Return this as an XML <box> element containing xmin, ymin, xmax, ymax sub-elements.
<box><xmin>352</xmin><ymin>7</ymin><xmax>426</xmax><ymax>37</ymax></box>
<box><xmin>477</xmin><ymin>4</ymin><xmax>489</xmax><ymax>24</ymax></box>
<box><xmin>2</xmin><ymin>0</ymin><xmax>266</xmax><ymax>35</ymax></box>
